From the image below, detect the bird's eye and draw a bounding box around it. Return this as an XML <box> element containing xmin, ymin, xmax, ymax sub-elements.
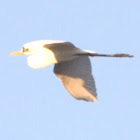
<box><xmin>22</xmin><ymin>47</ymin><xmax>29</xmax><ymax>52</ymax></box>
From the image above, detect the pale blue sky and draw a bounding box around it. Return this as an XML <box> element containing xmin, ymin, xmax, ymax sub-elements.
<box><xmin>0</xmin><ymin>0</ymin><xmax>139</xmax><ymax>140</ymax></box>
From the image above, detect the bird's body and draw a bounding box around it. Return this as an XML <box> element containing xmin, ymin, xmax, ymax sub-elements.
<box><xmin>10</xmin><ymin>40</ymin><xmax>133</xmax><ymax>102</ymax></box>
<box><xmin>26</xmin><ymin>41</ymin><xmax>84</xmax><ymax>69</ymax></box>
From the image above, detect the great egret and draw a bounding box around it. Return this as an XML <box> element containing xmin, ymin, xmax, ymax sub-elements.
<box><xmin>10</xmin><ymin>40</ymin><xmax>133</xmax><ymax>102</ymax></box>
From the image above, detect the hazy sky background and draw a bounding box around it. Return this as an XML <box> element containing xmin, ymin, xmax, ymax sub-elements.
<box><xmin>1</xmin><ymin>0</ymin><xmax>139</xmax><ymax>140</ymax></box>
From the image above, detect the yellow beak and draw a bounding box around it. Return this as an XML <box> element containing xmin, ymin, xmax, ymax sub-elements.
<box><xmin>9</xmin><ymin>51</ymin><xmax>24</xmax><ymax>56</ymax></box>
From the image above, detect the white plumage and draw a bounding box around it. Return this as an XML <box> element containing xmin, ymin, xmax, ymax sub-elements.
<box><xmin>10</xmin><ymin>40</ymin><xmax>133</xmax><ymax>102</ymax></box>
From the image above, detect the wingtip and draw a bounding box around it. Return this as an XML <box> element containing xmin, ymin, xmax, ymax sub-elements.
<box><xmin>91</xmin><ymin>97</ymin><xmax>98</xmax><ymax>102</ymax></box>
<box><xmin>86</xmin><ymin>96</ymin><xmax>98</xmax><ymax>102</ymax></box>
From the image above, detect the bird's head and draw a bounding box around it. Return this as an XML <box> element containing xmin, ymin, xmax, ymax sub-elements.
<box><xmin>10</xmin><ymin>46</ymin><xmax>34</xmax><ymax>56</ymax></box>
<box><xmin>10</xmin><ymin>40</ymin><xmax>65</xmax><ymax>56</ymax></box>
<box><xmin>9</xmin><ymin>41</ymin><xmax>48</xmax><ymax>56</ymax></box>
<box><xmin>9</xmin><ymin>40</ymin><xmax>64</xmax><ymax>69</ymax></box>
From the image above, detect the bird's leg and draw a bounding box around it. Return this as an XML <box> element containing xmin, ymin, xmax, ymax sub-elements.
<box><xmin>90</xmin><ymin>53</ymin><xmax>134</xmax><ymax>58</ymax></box>
<box><xmin>76</xmin><ymin>52</ymin><xmax>133</xmax><ymax>58</ymax></box>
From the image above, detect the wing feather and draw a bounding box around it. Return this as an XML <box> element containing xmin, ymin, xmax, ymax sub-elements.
<box><xmin>54</xmin><ymin>56</ymin><xmax>97</xmax><ymax>102</ymax></box>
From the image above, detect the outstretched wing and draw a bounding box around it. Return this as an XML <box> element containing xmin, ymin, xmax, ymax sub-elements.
<box><xmin>54</xmin><ymin>56</ymin><xmax>97</xmax><ymax>102</ymax></box>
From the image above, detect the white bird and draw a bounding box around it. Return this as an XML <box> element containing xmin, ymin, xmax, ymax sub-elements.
<box><xmin>10</xmin><ymin>40</ymin><xmax>133</xmax><ymax>102</ymax></box>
